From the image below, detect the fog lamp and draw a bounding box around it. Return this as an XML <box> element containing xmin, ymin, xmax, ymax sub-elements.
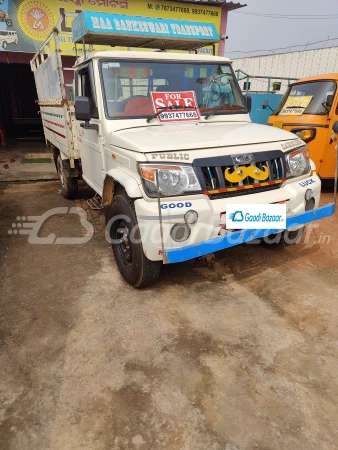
<box><xmin>305</xmin><ymin>197</ymin><xmax>315</xmax><ymax>211</ymax></box>
<box><xmin>305</xmin><ymin>189</ymin><xmax>313</xmax><ymax>201</ymax></box>
<box><xmin>171</xmin><ymin>223</ymin><xmax>191</xmax><ymax>242</ymax></box>
<box><xmin>184</xmin><ymin>210</ymin><xmax>198</xmax><ymax>224</ymax></box>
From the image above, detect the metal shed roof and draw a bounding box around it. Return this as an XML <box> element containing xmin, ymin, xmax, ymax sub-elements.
<box><xmin>169</xmin><ymin>1</ymin><xmax>246</xmax><ymax>11</ymax></box>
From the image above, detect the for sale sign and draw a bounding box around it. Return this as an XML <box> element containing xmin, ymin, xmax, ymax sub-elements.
<box><xmin>150</xmin><ymin>91</ymin><xmax>201</xmax><ymax>123</ymax></box>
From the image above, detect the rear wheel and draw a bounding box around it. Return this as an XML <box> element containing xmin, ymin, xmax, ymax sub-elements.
<box><xmin>108</xmin><ymin>194</ymin><xmax>161</xmax><ymax>288</ymax></box>
<box><xmin>57</xmin><ymin>155</ymin><xmax>78</xmax><ymax>199</ymax></box>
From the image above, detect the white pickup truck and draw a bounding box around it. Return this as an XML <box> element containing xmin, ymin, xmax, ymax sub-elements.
<box><xmin>31</xmin><ymin>11</ymin><xmax>336</xmax><ymax>287</ymax></box>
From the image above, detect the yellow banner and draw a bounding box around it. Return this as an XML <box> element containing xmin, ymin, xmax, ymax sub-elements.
<box><xmin>6</xmin><ymin>0</ymin><xmax>221</xmax><ymax>54</ymax></box>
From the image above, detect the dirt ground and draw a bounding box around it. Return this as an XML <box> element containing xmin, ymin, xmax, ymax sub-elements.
<box><xmin>0</xmin><ymin>180</ymin><xmax>337</xmax><ymax>450</ymax></box>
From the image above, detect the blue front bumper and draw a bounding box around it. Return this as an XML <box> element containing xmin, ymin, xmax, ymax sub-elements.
<box><xmin>165</xmin><ymin>203</ymin><xmax>335</xmax><ymax>264</ymax></box>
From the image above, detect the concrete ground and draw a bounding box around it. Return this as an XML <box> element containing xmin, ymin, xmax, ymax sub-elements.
<box><xmin>0</xmin><ymin>178</ymin><xmax>338</xmax><ymax>450</ymax></box>
<box><xmin>0</xmin><ymin>141</ymin><xmax>58</xmax><ymax>182</ymax></box>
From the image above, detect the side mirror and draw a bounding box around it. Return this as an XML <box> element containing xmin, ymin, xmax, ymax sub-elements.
<box><xmin>75</xmin><ymin>96</ymin><xmax>97</xmax><ymax>130</ymax></box>
<box><xmin>244</xmin><ymin>95</ymin><xmax>252</xmax><ymax>113</ymax></box>
<box><xmin>333</xmin><ymin>121</ymin><xmax>338</xmax><ymax>135</ymax></box>
<box><xmin>75</xmin><ymin>96</ymin><xmax>91</xmax><ymax>122</ymax></box>
<box><xmin>262</xmin><ymin>99</ymin><xmax>273</xmax><ymax>112</ymax></box>
<box><xmin>326</xmin><ymin>94</ymin><xmax>334</xmax><ymax>107</ymax></box>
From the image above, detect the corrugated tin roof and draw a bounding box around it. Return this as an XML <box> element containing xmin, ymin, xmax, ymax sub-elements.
<box><xmin>169</xmin><ymin>1</ymin><xmax>246</xmax><ymax>11</ymax></box>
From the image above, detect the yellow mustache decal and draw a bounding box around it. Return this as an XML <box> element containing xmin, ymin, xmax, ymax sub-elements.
<box><xmin>224</xmin><ymin>165</ymin><xmax>270</xmax><ymax>183</ymax></box>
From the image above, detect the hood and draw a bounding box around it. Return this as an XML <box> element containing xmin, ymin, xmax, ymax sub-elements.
<box><xmin>111</xmin><ymin>121</ymin><xmax>296</xmax><ymax>153</ymax></box>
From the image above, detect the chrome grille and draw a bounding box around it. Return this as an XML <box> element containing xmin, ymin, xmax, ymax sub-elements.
<box><xmin>193</xmin><ymin>150</ymin><xmax>286</xmax><ymax>199</ymax></box>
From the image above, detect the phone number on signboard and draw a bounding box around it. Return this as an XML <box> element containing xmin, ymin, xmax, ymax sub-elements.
<box><xmin>153</xmin><ymin>5</ymin><xmax>219</xmax><ymax>16</ymax></box>
<box><xmin>160</xmin><ymin>111</ymin><xmax>199</xmax><ymax>120</ymax></box>
<box><xmin>192</xmin><ymin>9</ymin><xmax>219</xmax><ymax>16</ymax></box>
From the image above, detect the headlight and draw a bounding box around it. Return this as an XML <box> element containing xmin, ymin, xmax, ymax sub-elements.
<box><xmin>139</xmin><ymin>164</ymin><xmax>202</xmax><ymax>197</ymax></box>
<box><xmin>285</xmin><ymin>146</ymin><xmax>311</xmax><ymax>178</ymax></box>
<box><xmin>292</xmin><ymin>128</ymin><xmax>316</xmax><ymax>143</ymax></box>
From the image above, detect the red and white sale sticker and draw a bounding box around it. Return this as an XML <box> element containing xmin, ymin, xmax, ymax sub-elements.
<box><xmin>151</xmin><ymin>91</ymin><xmax>201</xmax><ymax>123</ymax></box>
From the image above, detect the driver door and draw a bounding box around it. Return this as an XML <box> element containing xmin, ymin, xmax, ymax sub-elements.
<box><xmin>77</xmin><ymin>63</ymin><xmax>103</xmax><ymax>193</ymax></box>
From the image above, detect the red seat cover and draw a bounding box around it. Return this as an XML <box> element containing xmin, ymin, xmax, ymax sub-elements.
<box><xmin>124</xmin><ymin>98</ymin><xmax>153</xmax><ymax>116</ymax></box>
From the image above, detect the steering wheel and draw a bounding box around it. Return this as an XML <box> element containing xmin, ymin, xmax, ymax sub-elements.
<box><xmin>209</xmin><ymin>79</ymin><xmax>221</xmax><ymax>102</ymax></box>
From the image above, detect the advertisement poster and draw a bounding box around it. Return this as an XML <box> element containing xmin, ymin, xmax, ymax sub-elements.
<box><xmin>0</xmin><ymin>0</ymin><xmax>221</xmax><ymax>54</ymax></box>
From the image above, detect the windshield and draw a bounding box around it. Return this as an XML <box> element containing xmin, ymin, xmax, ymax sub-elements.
<box><xmin>100</xmin><ymin>60</ymin><xmax>246</xmax><ymax>120</ymax></box>
<box><xmin>277</xmin><ymin>80</ymin><xmax>337</xmax><ymax>116</ymax></box>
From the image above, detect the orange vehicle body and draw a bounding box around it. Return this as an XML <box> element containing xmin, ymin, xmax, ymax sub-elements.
<box><xmin>268</xmin><ymin>73</ymin><xmax>338</xmax><ymax>179</ymax></box>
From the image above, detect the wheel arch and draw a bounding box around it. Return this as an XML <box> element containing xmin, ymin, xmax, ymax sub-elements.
<box><xmin>102</xmin><ymin>168</ymin><xmax>143</xmax><ymax>207</ymax></box>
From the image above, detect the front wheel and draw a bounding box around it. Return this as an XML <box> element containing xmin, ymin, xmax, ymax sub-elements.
<box><xmin>57</xmin><ymin>155</ymin><xmax>78</xmax><ymax>199</ymax></box>
<box><xmin>108</xmin><ymin>194</ymin><xmax>161</xmax><ymax>288</ymax></box>
<box><xmin>2</xmin><ymin>41</ymin><xmax>7</xmax><ymax>49</ymax></box>
<box><xmin>5</xmin><ymin>19</ymin><xmax>12</xmax><ymax>27</ymax></box>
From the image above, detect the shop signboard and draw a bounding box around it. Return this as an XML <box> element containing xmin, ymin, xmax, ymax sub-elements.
<box><xmin>0</xmin><ymin>0</ymin><xmax>222</xmax><ymax>54</ymax></box>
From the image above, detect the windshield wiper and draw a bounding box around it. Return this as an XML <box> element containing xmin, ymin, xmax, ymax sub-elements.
<box><xmin>146</xmin><ymin>105</ymin><xmax>196</xmax><ymax>123</ymax></box>
<box><xmin>204</xmin><ymin>105</ymin><xmax>244</xmax><ymax>120</ymax></box>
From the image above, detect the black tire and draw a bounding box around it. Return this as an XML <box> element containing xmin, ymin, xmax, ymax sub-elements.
<box><xmin>57</xmin><ymin>155</ymin><xmax>78</xmax><ymax>199</ymax></box>
<box><xmin>261</xmin><ymin>227</ymin><xmax>304</xmax><ymax>247</ymax></box>
<box><xmin>108</xmin><ymin>194</ymin><xmax>162</xmax><ymax>288</ymax></box>
<box><xmin>2</xmin><ymin>41</ymin><xmax>7</xmax><ymax>49</ymax></box>
<box><xmin>5</xmin><ymin>19</ymin><xmax>12</xmax><ymax>27</ymax></box>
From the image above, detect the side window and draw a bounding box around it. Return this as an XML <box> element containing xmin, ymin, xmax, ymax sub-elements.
<box><xmin>79</xmin><ymin>66</ymin><xmax>99</xmax><ymax>119</ymax></box>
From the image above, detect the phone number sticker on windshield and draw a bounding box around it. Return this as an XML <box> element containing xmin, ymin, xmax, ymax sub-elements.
<box><xmin>159</xmin><ymin>111</ymin><xmax>199</xmax><ymax>121</ymax></box>
<box><xmin>151</xmin><ymin>91</ymin><xmax>201</xmax><ymax>123</ymax></box>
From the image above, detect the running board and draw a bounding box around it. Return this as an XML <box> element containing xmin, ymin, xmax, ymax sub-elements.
<box><xmin>87</xmin><ymin>194</ymin><xmax>104</xmax><ymax>211</ymax></box>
